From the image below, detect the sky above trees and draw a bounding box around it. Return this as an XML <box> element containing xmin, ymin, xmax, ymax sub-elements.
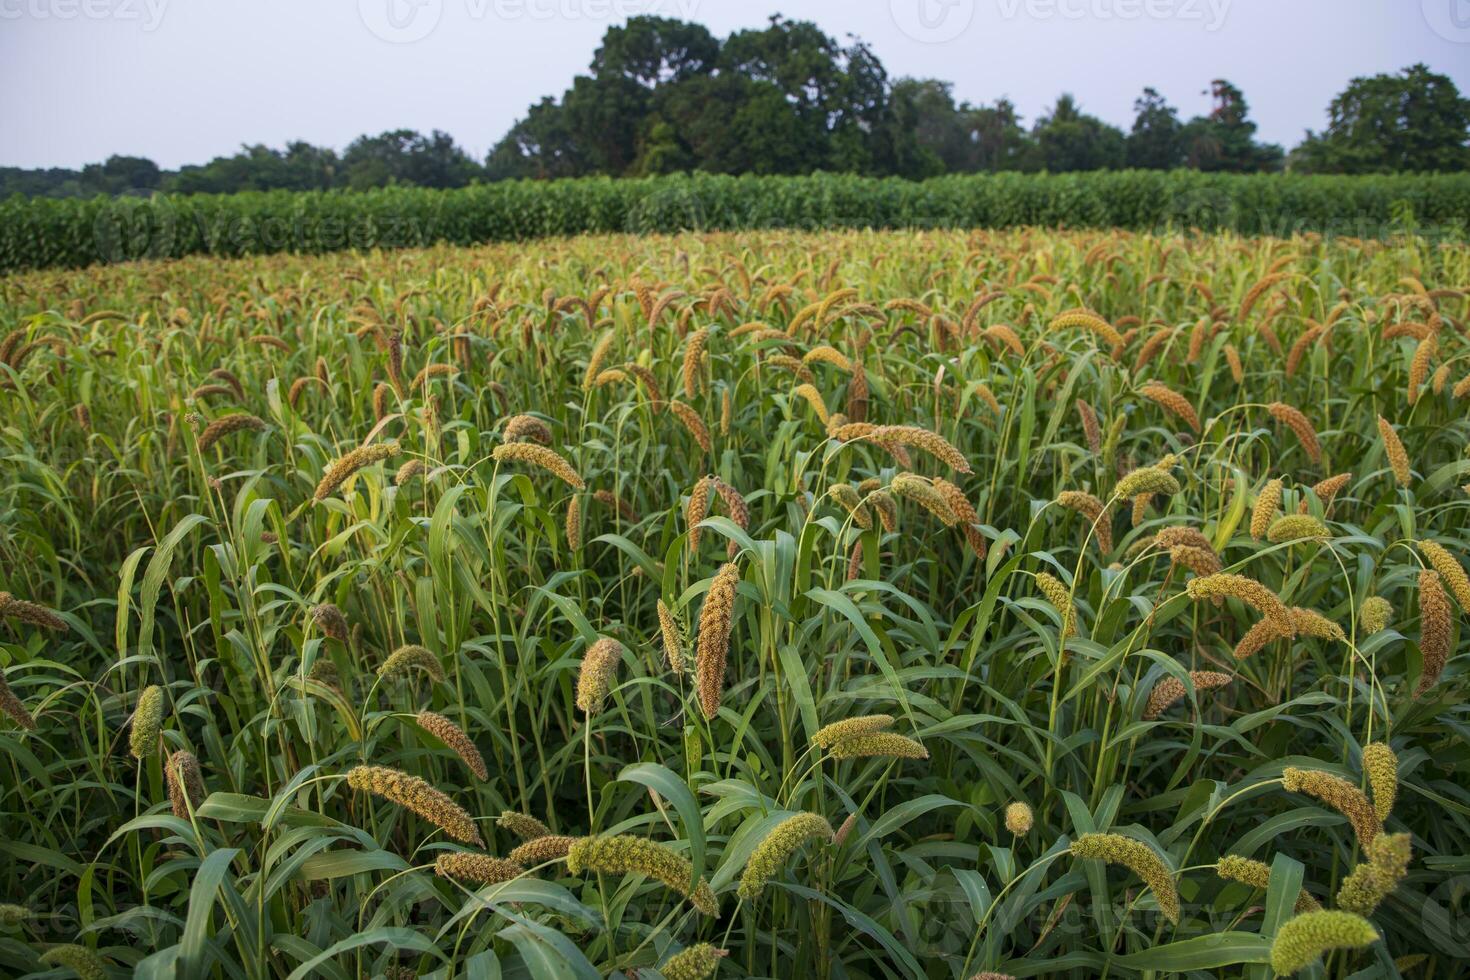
<box><xmin>2</xmin><ymin>0</ymin><xmax>1467</xmax><ymax>170</ymax></box>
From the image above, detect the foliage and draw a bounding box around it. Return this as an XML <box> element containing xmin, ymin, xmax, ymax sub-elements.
<box><xmin>1293</xmin><ymin>64</ymin><xmax>1470</xmax><ymax>175</ymax></box>
<box><xmin>4</xmin><ymin>169</ymin><xmax>1469</xmax><ymax>272</ymax></box>
<box><xmin>0</xmin><ymin>224</ymin><xmax>1467</xmax><ymax>977</ymax></box>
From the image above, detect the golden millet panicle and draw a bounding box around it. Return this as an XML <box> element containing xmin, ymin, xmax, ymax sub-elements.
<box><xmin>1307</xmin><ymin>472</ymin><xmax>1351</xmax><ymax>510</ymax></box>
<box><xmin>565</xmin><ymin>495</ymin><xmax>582</xmax><ymax>551</ymax></box>
<box><xmin>166</xmin><ymin>749</ymin><xmax>207</xmax><ymax>819</ymax></box>
<box><xmin>1232</xmin><ymin>616</ymin><xmax>1293</xmax><ymax>660</ymax></box>
<box><xmin>1335</xmin><ymin>832</ymin><xmax>1411</xmax><ymax>916</ymax></box>
<box><xmin>196</xmin><ymin>412</ymin><xmax>266</xmax><ymax>452</ymax></box>
<box><xmin>1139</xmin><ymin>382</ymin><xmax>1201</xmax><ymax>433</ymax></box>
<box><xmin>509</xmin><ymin>835</ymin><xmax>576</xmax><ymax>864</ymax></box>
<box><xmin>311</xmin><ymin>603</ymin><xmax>349</xmax><ymax>642</ymax></box>
<box><xmin>416</xmin><ymin>710</ymin><xmax>489</xmax><ymax>781</ymax></box>
<box><xmin>378</xmin><ymin>644</ymin><xmax>445</xmax><ymax>683</ymax></box>
<box><xmin>1047</xmin><ymin>309</ymin><xmax>1125</xmax><ymax>348</ymax></box>
<box><xmin>1269</xmin><ymin>910</ymin><xmax>1378</xmax><ymax>976</ymax></box>
<box><xmin>1004</xmin><ymin>801</ymin><xmax>1033</xmax><ymax>835</ymax></box>
<box><xmin>129</xmin><ymin>684</ymin><xmax>164</xmax><ymax>759</ymax></box>
<box><xmin>1267</xmin><ymin>402</ymin><xmax>1322</xmax><ymax>464</ymax></box>
<box><xmin>434</xmin><ymin>853</ymin><xmax>523</xmax><ymax>884</ymax></box>
<box><xmin>659</xmin><ymin>944</ymin><xmax>729</xmax><ymax>980</ymax></box>
<box><xmin>496</xmin><ymin>811</ymin><xmax>552</xmax><ymax>841</ymax></box>
<box><xmin>583</xmin><ymin>329</ymin><xmax>616</xmax><ymax>392</ymax></box>
<box><xmin>670</xmin><ymin>400</ymin><xmax>713</xmax><ymax>454</ymax></box>
<box><xmin>738</xmin><ymin>812</ymin><xmax>834</xmax><ymax>900</ymax></box>
<box><xmin>1376</xmin><ymin>416</ymin><xmax>1411</xmax><ymax>486</ymax></box>
<box><xmin>346</xmin><ymin>765</ymin><xmax>482</xmax><ymax>845</ymax></box>
<box><xmin>792</xmin><ymin>382</ymin><xmax>830</xmax><ymax>425</ymax></box>
<box><xmin>565</xmin><ymin>835</ymin><xmax>718</xmax><ymax>916</ymax></box>
<box><xmin>827</xmin><ymin>732</ymin><xmax>928</xmax><ymax>761</ymax></box>
<box><xmin>811</xmin><ymin>714</ymin><xmax>895</xmax><ymax>748</ymax></box>
<box><xmin>1362</xmin><ymin>742</ymin><xmax>1397</xmax><ymax>821</ymax></box>
<box><xmin>1034</xmin><ymin>571</ymin><xmax>1079</xmax><ymax>639</ymax></box>
<box><xmin>491</xmin><ymin>443</ymin><xmax>585</xmax><ymax>490</ymax></box>
<box><xmin>891</xmin><ymin>473</ymin><xmax>958</xmax><ymax>525</ymax></box>
<box><xmin>1418</xmin><ymin>540</ymin><xmax>1470</xmax><ymax>611</ymax></box>
<box><xmin>1076</xmin><ymin>399</ymin><xmax>1101</xmax><ymax>454</ymax></box>
<box><xmin>828</xmin><ymin>483</ymin><xmax>872</xmax><ymax>530</ymax></box>
<box><xmin>502</xmin><ymin>414</ymin><xmax>552</xmax><ymax>444</ymax></box>
<box><xmin>0</xmin><ymin>669</ymin><xmax>36</xmax><ymax>731</ymax></box>
<box><xmin>313</xmin><ymin>441</ymin><xmax>401</xmax><ymax>501</ymax></box>
<box><xmin>686</xmin><ymin>475</ymin><xmax>714</xmax><ymax>552</ymax></box>
<box><xmin>1359</xmin><ymin>596</ymin><xmax>1392</xmax><ymax>635</ymax></box>
<box><xmin>1415</xmin><ymin>569</ymin><xmax>1452</xmax><ymax>697</ymax></box>
<box><xmin>575</xmin><ymin>637</ymin><xmax>624</xmax><ymax>714</ymax></box>
<box><xmin>933</xmin><ymin>478</ymin><xmax>987</xmax><ymax>557</ymax></box>
<box><xmin>696</xmin><ymin>563</ymin><xmax>740</xmax><ymax>720</ymax></box>
<box><xmin>1250</xmin><ymin>478</ymin><xmax>1282</xmax><ymax>540</ymax></box>
<box><xmin>681</xmin><ymin>327</ymin><xmax>709</xmax><ymax>398</ymax></box>
<box><xmin>1216</xmin><ymin>855</ymin><xmax>1320</xmax><ymax>913</ymax></box>
<box><xmin>1057</xmin><ymin>490</ymin><xmax>1113</xmax><ymax>553</ymax></box>
<box><xmin>1185</xmin><ymin>574</ymin><xmax>1290</xmax><ymax>626</ymax></box>
<box><xmin>1142</xmin><ymin>670</ymin><xmax>1232</xmax><ymax>720</ymax></box>
<box><xmin>866</xmin><ymin>424</ymin><xmax>971</xmax><ymax>473</ymax></box>
<box><xmin>1069</xmin><ymin>833</ymin><xmax>1180</xmax><ymax>924</ymax></box>
<box><xmin>1281</xmin><ymin>767</ymin><xmax>1382</xmax><ymax>848</ymax></box>
<box><xmin>656</xmin><ymin>599</ymin><xmax>686</xmax><ymax>674</ymax></box>
<box><xmin>0</xmin><ymin>592</ymin><xmax>68</xmax><ymax>632</ymax></box>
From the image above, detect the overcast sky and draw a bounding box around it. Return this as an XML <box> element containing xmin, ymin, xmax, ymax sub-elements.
<box><xmin>2</xmin><ymin>0</ymin><xmax>1467</xmax><ymax>169</ymax></box>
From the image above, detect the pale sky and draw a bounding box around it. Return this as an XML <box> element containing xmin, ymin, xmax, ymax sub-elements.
<box><xmin>2</xmin><ymin>0</ymin><xmax>1467</xmax><ymax>169</ymax></box>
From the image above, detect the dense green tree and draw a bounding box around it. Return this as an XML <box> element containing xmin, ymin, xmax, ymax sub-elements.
<box><xmin>1181</xmin><ymin>80</ymin><xmax>1282</xmax><ymax>172</ymax></box>
<box><xmin>1292</xmin><ymin>64</ymin><xmax>1470</xmax><ymax>174</ymax></box>
<box><xmin>1127</xmin><ymin>88</ymin><xmax>1184</xmax><ymax>169</ymax></box>
<box><xmin>169</xmin><ymin>143</ymin><xmax>339</xmax><ymax>194</ymax></box>
<box><xmin>1033</xmin><ymin>95</ymin><xmax>1125</xmax><ymax>172</ymax></box>
<box><xmin>341</xmin><ymin>130</ymin><xmax>480</xmax><ymax>190</ymax></box>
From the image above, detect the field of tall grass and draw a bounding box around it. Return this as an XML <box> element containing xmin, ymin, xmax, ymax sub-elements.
<box><xmin>0</xmin><ymin>226</ymin><xmax>1467</xmax><ymax>978</ymax></box>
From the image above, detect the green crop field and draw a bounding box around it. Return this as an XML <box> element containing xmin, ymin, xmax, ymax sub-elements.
<box><xmin>0</xmin><ymin>225</ymin><xmax>1467</xmax><ymax>978</ymax></box>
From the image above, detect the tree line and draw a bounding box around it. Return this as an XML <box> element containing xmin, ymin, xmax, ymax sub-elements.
<box><xmin>5</xmin><ymin>15</ymin><xmax>1466</xmax><ymax>199</ymax></box>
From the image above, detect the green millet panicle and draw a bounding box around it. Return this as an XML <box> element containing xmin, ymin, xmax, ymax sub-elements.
<box><xmin>1269</xmin><ymin>910</ymin><xmax>1378</xmax><ymax>975</ymax></box>
<box><xmin>509</xmin><ymin>835</ymin><xmax>576</xmax><ymax>864</ymax></box>
<box><xmin>1267</xmin><ymin>514</ymin><xmax>1330</xmax><ymax>543</ymax></box>
<box><xmin>1359</xmin><ymin>596</ymin><xmax>1392</xmax><ymax>635</ymax></box>
<box><xmin>565</xmin><ymin>835</ymin><xmax>718</xmax><ymax>916</ymax></box>
<box><xmin>1034</xmin><ymin>572</ymin><xmax>1079</xmax><ymax>639</ymax></box>
<box><xmin>811</xmin><ymin>714</ymin><xmax>894</xmax><ymax>748</ymax></box>
<box><xmin>434</xmin><ymin>853</ymin><xmax>523</xmax><ymax>884</ymax></box>
<box><xmin>497</xmin><ymin>811</ymin><xmax>552</xmax><ymax>841</ymax></box>
<box><xmin>1070</xmin><ymin>833</ymin><xmax>1180</xmax><ymax>924</ymax></box>
<box><xmin>129</xmin><ymin>685</ymin><xmax>164</xmax><ymax>759</ymax></box>
<box><xmin>659</xmin><ymin>943</ymin><xmax>729</xmax><ymax>980</ymax></box>
<box><xmin>377</xmin><ymin>644</ymin><xmax>445</xmax><ymax>682</ymax></box>
<box><xmin>1216</xmin><ymin>855</ymin><xmax>1320</xmax><ymax>912</ymax></box>
<box><xmin>1114</xmin><ymin>466</ymin><xmax>1181</xmax><ymax>499</ymax></box>
<box><xmin>826</xmin><ymin>731</ymin><xmax>929</xmax><ymax>761</ymax></box>
<box><xmin>346</xmin><ymin>765</ymin><xmax>482</xmax><ymax>845</ymax></box>
<box><xmin>38</xmin><ymin>944</ymin><xmax>107</xmax><ymax>980</ymax></box>
<box><xmin>1362</xmin><ymin>743</ymin><xmax>1397</xmax><ymax>821</ymax></box>
<box><xmin>738</xmin><ymin>812</ymin><xmax>834</xmax><ymax>900</ymax></box>
<box><xmin>1281</xmin><ymin>767</ymin><xmax>1381</xmax><ymax>848</ymax></box>
<box><xmin>1336</xmin><ymin>832</ymin><xmax>1411</xmax><ymax>916</ymax></box>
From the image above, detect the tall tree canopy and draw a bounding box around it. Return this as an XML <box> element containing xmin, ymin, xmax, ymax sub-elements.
<box><xmin>1292</xmin><ymin>64</ymin><xmax>1470</xmax><ymax>174</ymax></box>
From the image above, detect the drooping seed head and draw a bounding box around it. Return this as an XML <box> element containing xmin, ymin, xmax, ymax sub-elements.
<box><xmin>565</xmin><ymin>834</ymin><xmax>717</xmax><ymax>916</ymax></box>
<box><xmin>1281</xmin><ymin>766</ymin><xmax>1382</xmax><ymax>848</ymax></box>
<box><xmin>378</xmin><ymin>645</ymin><xmax>445</xmax><ymax>683</ymax></box>
<box><xmin>492</xmin><ymin>443</ymin><xmax>585</xmax><ymax>489</ymax></box>
<box><xmin>826</xmin><ymin>731</ymin><xmax>928</xmax><ymax>761</ymax></box>
<box><xmin>434</xmin><ymin>852</ymin><xmax>523</xmax><ymax>884</ymax></box>
<box><xmin>1362</xmin><ymin>742</ymin><xmax>1397</xmax><ymax>821</ymax></box>
<box><xmin>1070</xmin><ymin>832</ymin><xmax>1179</xmax><ymax>924</ymax></box>
<box><xmin>738</xmin><ymin>812</ymin><xmax>834</xmax><ymax>900</ymax></box>
<box><xmin>1269</xmin><ymin>910</ymin><xmax>1378</xmax><ymax>976</ymax></box>
<box><xmin>346</xmin><ymin>765</ymin><xmax>482</xmax><ymax>845</ymax></box>
<box><xmin>416</xmin><ymin>710</ymin><xmax>489</xmax><ymax>781</ymax></box>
